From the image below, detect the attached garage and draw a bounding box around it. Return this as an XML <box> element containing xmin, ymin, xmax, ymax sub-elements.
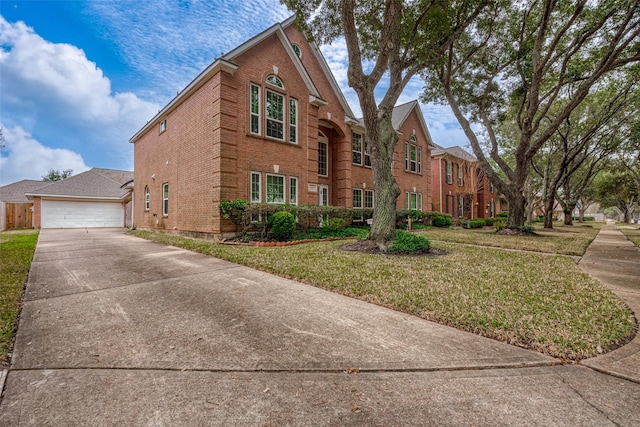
<box><xmin>26</xmin><ymin>168</ymin><xmax>133</xmax><ymax>229</ymax></box>
<box><xmin>41</xmin><ymin>200</ymin><xmax>124</xmax><ymax>228</ymax></box>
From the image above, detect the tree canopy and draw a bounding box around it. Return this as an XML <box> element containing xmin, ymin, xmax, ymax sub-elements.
<box><xmin>42</xmin><ymin>168</ymin><xmax>73</xmax><ymax>182</ymax></box>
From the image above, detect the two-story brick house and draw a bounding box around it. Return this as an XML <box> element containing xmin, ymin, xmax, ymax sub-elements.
<box><xmin>431</xmin><ymin>144</ymin><xmax>503</xmax><ymax>219</ymax></box>
<box><xmin>131</xmin><ymin>17</ymin><xmax>433</xmax><ymax>238</ymax></box>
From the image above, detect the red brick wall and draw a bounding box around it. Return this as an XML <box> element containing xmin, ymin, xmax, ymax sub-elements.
<box><xmin>33</xmin><ymin>197</ymin><xmax>41</xmax><ymax>228</ymax></box>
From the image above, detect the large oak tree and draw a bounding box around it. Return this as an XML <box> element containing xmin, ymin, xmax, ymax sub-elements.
<box><xmin>282</xmin><ymin>0</ymin><xmax>487</xmax><ymax>248</ymax></box>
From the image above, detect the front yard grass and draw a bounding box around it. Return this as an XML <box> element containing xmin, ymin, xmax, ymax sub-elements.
<box><xmin>619</xmin><ymin>227</ymin><xmax>640</xmax><ymax>247</ymax></box>
<box><xmin>131</xmin><ymin>229</ymin><xmax>636</xmax><ymax>361</ymax></box>
<box><xmin>0</xmin><ymin>231</ymin><xmax>38</xmax><ymax>365</ymax></box>
<box><xmin>417</xmin><ymin>222</ymin><xmax>601</xmax><ymax>255</ymax></box>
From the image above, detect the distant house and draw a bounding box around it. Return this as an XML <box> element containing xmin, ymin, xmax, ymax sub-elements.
<box><xmin>25</xmin><ymin>168</ymin><xmax>133</xmax><ymax>229</ymax></box>
<box><xmin>431</xmin><ymin>144</ymin><xmax>503</xmax><ymax>219</ymax></box>
<box><xmin>130</xmin><ymin>17</ymin><xmax>434</xmax><ymax>238</ymax></box>
<box><xmin>0</xmin><ymin>180</ymin><xmax>43</xmax><ymax>230</ymax></box>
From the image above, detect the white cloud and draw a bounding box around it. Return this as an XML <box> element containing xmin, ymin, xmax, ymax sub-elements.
<box><xmin>0</xmin><ymin>125</ymin><xmax>90</xmax><ymax>185</ymax></box>
<box><xmin>0</xmin><ymin>16</ymin><xmax>159</xmax><ymax>167</ymax></box>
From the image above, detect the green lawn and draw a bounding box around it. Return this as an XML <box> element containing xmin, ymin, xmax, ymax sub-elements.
<box><xmin>0</xmin><ymin>231</ymin><xmax>38</xmax><ymax>365</ymax></box>
<box><xmin>130</xmin><ymin>228</ymin><xmax>636</xmax><ymax>361</ymax></box>
<box><xmin>620</xmin><ymin>227</ymin><xmax>640</xmax><ymax>247</ymax></box>
<box><xmin>415</xmin><ymin>222</ymin><xmax>601</xmax><ymax>255</ymax></box>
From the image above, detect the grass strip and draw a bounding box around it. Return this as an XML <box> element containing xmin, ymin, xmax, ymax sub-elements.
<box><xmin>130</xmin><ymin>230</ymin><xmax>636</xmax><ymax>361</ymax></box>
<box><xmin>619</xmin><ymin>227</ymin><xmax>640</xmax><ymax>247</ymax></box>
<box><xmin>0</xmin><ymin>231</ymin><xmax>38</xmax><ymax>365</ymax></box>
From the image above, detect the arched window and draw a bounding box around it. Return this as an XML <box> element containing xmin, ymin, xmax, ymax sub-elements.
<box><xmin>266</xmin><ymin>75</ymin><xmax>284</xmax><ymax>88</ymax></box>
<box><xmin>144</xmin><ymin>186</ymin><xmax>150</xmax><ymax>211</ymax></box>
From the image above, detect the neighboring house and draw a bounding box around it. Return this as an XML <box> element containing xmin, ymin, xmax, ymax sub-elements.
<box><xmin>130</xmin><ymin>17</ymin><xmax>433</xmax><ymax>238</ymax></box>
<box><xmin>25</xmin><ymin>168</ymin><xmax>133</xmax><ymax>229</ymax></box>
<box><xmin>431</xmin><ymin>144</ymin><xmax>503</xmax><ymax>219</ymax></box>
<box><xmin>0</xmin><ymin>180</ymin><xmax>43</xmax><ymax>230</ymax></box>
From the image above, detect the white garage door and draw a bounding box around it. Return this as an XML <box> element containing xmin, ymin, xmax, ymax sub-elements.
<box><xmin>42</xmin><ymin>200</ymin><xmax>124</xmax><ymax>228</ymax></box>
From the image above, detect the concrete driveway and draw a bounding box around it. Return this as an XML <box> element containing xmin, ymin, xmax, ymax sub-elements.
<box><xmin>1</xmin><ymin>228</ymin><xmax>639</xmax><ymax>426</ymax></box>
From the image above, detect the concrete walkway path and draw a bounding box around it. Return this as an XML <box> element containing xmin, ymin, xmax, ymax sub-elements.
<box><xmin>1</xmin><ymin>227</ymin><xmax>639</xmax><ymax>426</ymax></box>
<box><xmin>579</xmin><ymin>226</ymin><xmax>640</xmax><ymax>383</ymax></box>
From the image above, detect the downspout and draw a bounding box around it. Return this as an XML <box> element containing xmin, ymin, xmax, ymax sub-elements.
<box><xmin>439</xmin><ymin>157</ymin><xmax>443</xmax><ymax>214</ymax></box>
<box><xmin>130</xmin><ymin>189</ymin><xmax>135</xmax><ymax>230</ymax></box>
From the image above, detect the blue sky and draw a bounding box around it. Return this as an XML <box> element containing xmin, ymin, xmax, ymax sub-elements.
<box><xmin>0</xmin><ymin>0</ymin><xmax>467</xmax><ymax>185</ymax></box>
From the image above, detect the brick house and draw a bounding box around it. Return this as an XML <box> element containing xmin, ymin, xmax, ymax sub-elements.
<box><xmin>131</xmin><ymin>17</ymin><xmax>433</xmax><ymax>238</ymax></box>
<box><xmin>431</xmin><ymin>144</ymin><xmax>503</xmax><ymax>220</ymax></box>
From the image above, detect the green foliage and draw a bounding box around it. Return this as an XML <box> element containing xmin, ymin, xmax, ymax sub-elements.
<box><xmin>42</xmin><ymin>168</ymin><xmax>73</xmax><ymax>182</ymax></box>
<box><xmin>494</xmin><ymin>221</ymin><xmax>506</xmax><ymax>231</ymax></box>
<box><xmin>518</xmin><ymin>225</ymin><xmax>535</xmax><ymax>233</ymax></box>
<box><xmin>387</xmin><ymin>230</ymin><xmax>431</xmax><ymax>255</ymax></box>
<box><xmin>433</xmin><ymin>215</ymin><xmax>452</xmax><ymax>228</ymax></box>
<box><xmin>496</xmin><ymin>211</ymin><xmax>508</xmax><ymax>218</ymax></box>
<box><xmin>268</xmin><ymin>211</ymin><xmax>296</xmax><ymax>241</ymax></box>
<box><xmin>483</xmin><ymin>217</ymin><xmax>499</xmax><ymax>226</ymax></box>
<box><xmin>463</xmin><ymin>219</ymin><xmax>486</xmax><ymax>229</ymax></box>
<box><xmin>322</xmin><ymin>217</ymin><xmax>345</xmax><ymax>230</ymax></box>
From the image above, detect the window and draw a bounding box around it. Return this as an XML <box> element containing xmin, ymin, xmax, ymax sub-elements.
<box><xmin>445</xmin><ymin>161</ymin><xmax>453</xmax><ymax>184</ymax></box>
<box><xmin>490</xmin><ymin>199</ymin><xmax>495</xmax><ymax>217</ymax></box>
<box><xmin>365</xmin><ymin>190</ymin><xmax>374</xmax><ymax>209</ymax></box>
<box><xmin>318</xmin><ymin>140</ymin><xmax>328</xmax><ymax>176</ymax></box>
<box><xmin>490</xmin><ymin>182</ymin><xmax>494</xmax><ymax>193</ymax></box>
<box><xmin>162</xmin><ymin>183</ymin><xmax>169</xmax><ymax>216</ymax></box>
<box><xmin>266</xmin><ymin>75</ymin><xmax>284</xmax><ymax>88</ymax></box>
<box><xmin>458</xmin><ymin>164</ymin><xmax>464</xmax><ymax>186</ymax></box>
<box><xmin>266</xmin><ymin>90</ymin><xmax>284</xmax><ymax>140</ymax></box>
<box><xmin>144</xmin><ymin>186</ymin><xmax>150</xmax><ymax>211</ymax></box>
<box><xmin>289</xmin><ymin>177</ymin><xmax>298</xmax><ymax>205</ymax></box>
<box><xmin>364</xmin><ymin>140</ymin><xmax>371</xmax><ymax>167</ymax></box>
<box><xmin>250</xmin><ymin>172</ymin><xmax>261</xmax><ymax>203</ymax></box>
<box><xmin>289</xmin><ymin>98</ymin><xmax>298</xmax><ymax>144</ymax></box>
<box><xmin>458</xmin><ymin>196</ymin><xmax>464</xmax><ymax>218</ymax></box>
<box><xmin>353</xmin><ymin>188</ymin><xmax>363</xmax><ymax>209</ymax></box>
<box><xmin>405</xmin><ymin>141</ymin><xmax>421</xmax><ymax>173</ymax></box>
<box><xmin>159</xmin><ymin>119</ymin><xmax>166</xmax><ymax>133</ymax></box>
<box><xmin>352</xmin><ymin>132</ymin><xmax>362</xmax><ymax>165</ymax></box>
<box><xmin>292</xmin><ymin>44</ymin><xmax>302</xmax><ymax>58</ymax></box>
<box><xmin>266</xmin><ymin>174</ymin><xmax>285</xmax><ymax>204</ymax></box>
<box><xmin>250</xmin><ymin>84</ymin><xmax>260</xmax><ymax>135</ymax></box>
<box><xmin>406</xmin><ymin>192</ymin><xmax>422</xmax><ymax>210</ymax></box>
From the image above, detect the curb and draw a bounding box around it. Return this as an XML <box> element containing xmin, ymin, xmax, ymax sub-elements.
<box><xmin>0</xmin><ymin>370</ymin><xmax>7</xmax><ymax>398</ymax></box>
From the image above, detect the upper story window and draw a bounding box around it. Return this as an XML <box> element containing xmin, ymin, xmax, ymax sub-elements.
<box><xmin>405</xmin><ymin>140</ymin><xmax>422</xmax><ymax>174</ymax></box>
<box><xmin>292</xmin><ymin>44</ymin><xmax>302</xmax><ymax>58</ymax></box>
<box><xmin>159</xmin><ymin>119</ymin><xmax>167</xmax><ymax>133</ymax></box>
<box><xmin>289</xmin><ymin>98</ymin><xmax>298</xmax><ymax>144</ymax></box>
<box><xmin>250</xmin><ymin>84</ymin><xmax>260</xmax><ymax>135</ymax></box>
<box><xmin>458</xmin><ymin>163</ymin><xmax>464</xmax><ymax>186</ymax></box>
<box><xmin>266</xmin><ymin>75</ymin><xmax>284</xmax><ymax>88</ymax></box>
<box><xmin>490</xmin><ymin>182</ymin><xmax>494</xmax><ymax>193</ymax></box>
<box><xmin>364</xmin><ymin>140</ymin><xmax>371</xmax><ymax>167</ymax></box>
<box><xmin>445</xmin><ymin>160</ymin><xmax>453</xmax><ymax>184</ymax></box>
<box><xmin>352</xmin><ymin>132</ymin><xmax>362</xmax><ymax>165</ymax></box>
<box><xmin>266</xmin><ymin>90</ymin><xmax>285</xmax><ymax>140</ymax></box>
<box><xmin>318</xmin><ymin>132</ymin><xmax>328</xmax><ymax>176</ymax></box>
<box><xmin>144</xmin><ymin>186</ymin><xmax>150</xmax><ymax>211</ymax></box>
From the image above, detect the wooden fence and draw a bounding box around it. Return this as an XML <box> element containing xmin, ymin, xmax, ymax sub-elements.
<box><xmin>4</xmin><ymin>203</ymin><xmax>33</xmax><ymax>230</ymax></box>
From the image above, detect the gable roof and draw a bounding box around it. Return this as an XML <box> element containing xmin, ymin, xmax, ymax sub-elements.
<box><xmin>131</xmin><ymin>17</ymin><xmax>330</xmax><ymax>144</ymax></box>
<box><xmin>25</xmin><ymin>168</ymin><xmax>133</xmax><ymax>200</ymax></box>
<box><xmin>431</xmin><ymin>144</ymin><xmax>477</xmax><ymax>162</ymax></box>
<box><xmin>0</xmin><ymin>180</ymin><xmax>49</xmax><ymax>203</ymax></box>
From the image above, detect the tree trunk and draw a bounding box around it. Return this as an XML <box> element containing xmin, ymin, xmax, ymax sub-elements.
<box><xmin>543</xmin><ymin>196</ymin><xmax>555</xmax><ymax>229</ymax></box>
<box><xmin>563</xmin><ymin>207</ymin><xmax>574</xmax><ymax>225</ymax></box>
<box><xmin>369</xmin><ymin>116</ymin><xmax>401</xmax><ymax>247</ymax></box>
<box><xmin>505</xmin><ymin>191</ymin><xmax>526</xmax><ymax>230</ymax></box>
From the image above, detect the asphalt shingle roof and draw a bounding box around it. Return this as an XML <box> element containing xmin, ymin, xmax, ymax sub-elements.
<box><xmin>0</xmin><ymin>180</ymin><xmax>50</xmax><ymax>203</ymax></box>
<box><xmin>25</xmin><ymin>168</ymin><xmax>133</xmax><ymax>199</ymax></box>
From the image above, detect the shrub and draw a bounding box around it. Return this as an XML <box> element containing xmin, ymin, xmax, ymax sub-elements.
<box><xmin>518</xmin><ymin>225</ymin><xmax>535</xmax><ymax>233</ymax></box>
<box><xmin>468</xmin><ymin>219</ymin><xmax>486</xmax><ymax>229</ymax></box>
<box><xmin>268</xmin><ymin>211</ymin><xmax>296</xmax><ymax>241</ymax></box>
<box><xmin>388</xmin><ymin>230</ymin><xmax>431</xmax><ymax>254</ymax></box>
<box><xmin>433</xmin><ymin>215</ymin><xmax>452</xmax><ymax>227</ymax></box>
<box><xmin>496</xmin><ymin>211</ymin><xmax>509</xmax><ymax>218</ymax></box>
<box><xmin>484</xmin><ymin>217</ymin><xmax>498</xmax><ymax>226</ymax></box>
<box><xmin>494</xmin><ymin>221</ymin><xmax>506</xmax><ymax>231</ymax></box>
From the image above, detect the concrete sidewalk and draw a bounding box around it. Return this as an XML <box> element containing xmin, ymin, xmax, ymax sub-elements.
<box><xmin>579</xmin><ymin>226</ymin><xmax>640</xmax><ymax>383</ymax></box>
<box><xmin>1</xmin><ymin>227</ymin><xmax>639</xmax><ymax>426</ymax></box>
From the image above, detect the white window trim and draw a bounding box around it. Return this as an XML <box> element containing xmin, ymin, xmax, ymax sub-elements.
<box><xmin>318</xmin><ymin>140</ymin><xmax>328</xmax><ymax>177</ymax></box>
<box><xmin>162</xmin><ymin>183</ymin><xmax>169</xmax><ymax>216</ymax></box>
<box><xmin>250</xmin><ymin>171</ymin><xmax>261</xmax><ymax>203</ymax></box>
<box><xmin>406</xmin><ymin>191</ymin><xmax>423</xmax><ymax>211</ymax></box>
<box><xmin>289</xmin><ymin>176</ymin><xmax>298</xmax><ymax>205</ymax></box>
<box><xmin>159</xmin><ymin>119</ymin><xmax>167</xmax><ymax>133</ymax></box>
<box><xmin>266</xmin><ymin>173</ymin><xmax>286</xmax><ymax>204</ymax></box>
<box><xmin>144</xmin><ymin>186</ymin><xmax>150</xmax><ymax>211</ymax></box>
<box><xmin>265</xmin><ymin>89</ymin><xmax>285</xmax><ymax>141</ymax></box>
<box><xmin>446</xmin><ymin>161</ymin><xmax>453</xmax><ymax>184</ymax></box>
<box><xmin>365</xmin><ymin>189</ymin><xmax>375</xmax><ymax>209</ymax></box>
<box><xmin>352</xmin><ymin>132</ymin><xmax>363</xmax><ymax>166</ymax></box>
<box><xmin>266</xmin><ymin>75</ymin><xmax>284</xmax><ymax>89</ymax></box>
<box><xmin>353</xmin><ymin>188</ymin><xmax>363</xmax><ymax>209</ymax></box>
<box><xmin>289</xmin><ymin>98</ymin><xmax>298</xmax><ymax>144</ymax></box>
<box><xmin>458</xmin><ymin>164</ymin><xmax>464</xmax><ymax>186</ymax></box>
<box><xmin>250</xmin><ymin>83</ymin><xmax>261</xmax><ymax>135</ymax></box>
